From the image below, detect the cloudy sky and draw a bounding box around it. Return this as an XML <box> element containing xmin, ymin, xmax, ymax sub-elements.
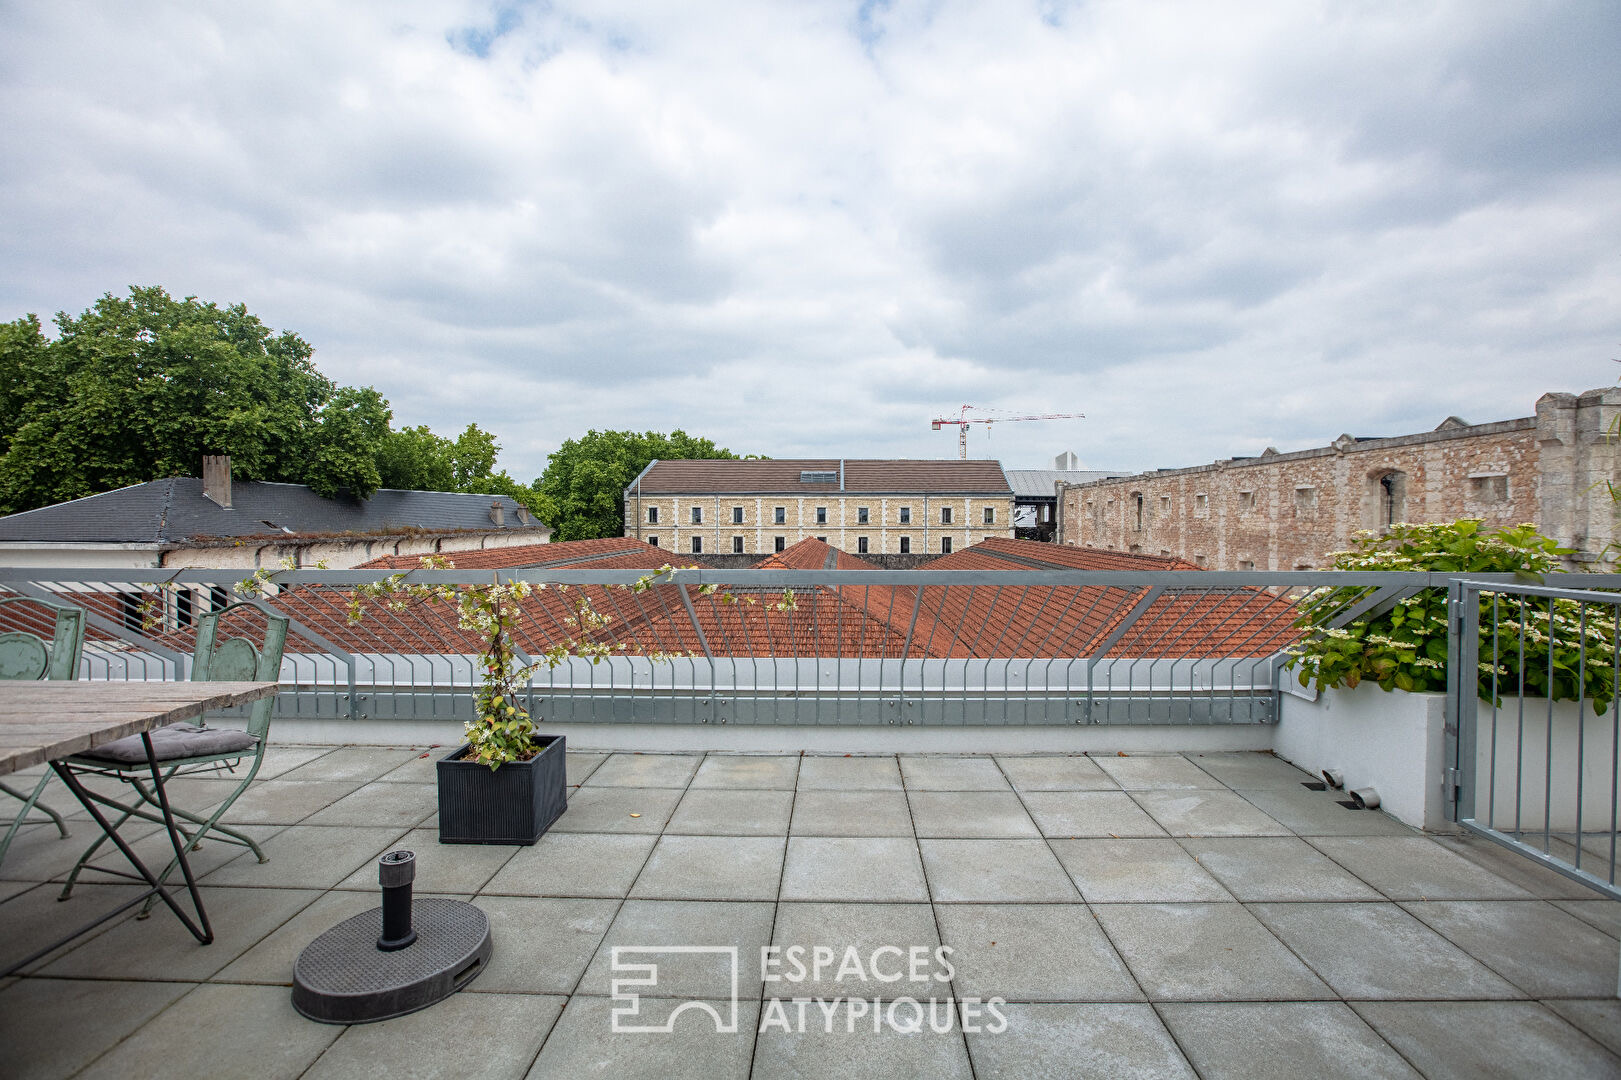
<box><xmin>2</xmin><ymin>1</ymin><xmax>1618</xmax><ymax>480</ymax></box>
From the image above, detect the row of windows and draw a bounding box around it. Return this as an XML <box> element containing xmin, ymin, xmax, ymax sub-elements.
<box><xmin>647</xmin><ymin>505</ymin><xmax>995</xmax><ymax>525</ymax></box>
<box><xmin>1099</xmin><ymin>473</ymin><xmax>1515</xmax><ymax>530</ymax></box>
<box><xmin>647</xmin><ymin>536</ymin><xmax>955</xmax><ymax>554</ymax></box>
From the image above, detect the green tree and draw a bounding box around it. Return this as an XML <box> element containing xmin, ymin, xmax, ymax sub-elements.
<box><xmin>535</xmin><ymin>430</ymin><xmax>747</xmax><ymax>541</ymax></box>
<box><xmin>376</xmin><ymin>422</ymin><xmax>545</xmax><ymax>517</ymax></box>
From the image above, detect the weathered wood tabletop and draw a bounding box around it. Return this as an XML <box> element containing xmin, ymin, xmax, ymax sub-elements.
<box><xmin>0</xmin><ymin>681</ymin><xmax>279</xmax><ymax>775</ymax></box>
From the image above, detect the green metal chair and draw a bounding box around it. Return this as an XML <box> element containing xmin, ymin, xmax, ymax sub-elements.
<box><xmin>0</xmin><ymin>596</ymin><xmax>86</xmax><ymax>866</ymax></box>
<box><xmin>59</xmin><ymin>601</ymin><xmax>288</xmax><ymax>910</ymax></box>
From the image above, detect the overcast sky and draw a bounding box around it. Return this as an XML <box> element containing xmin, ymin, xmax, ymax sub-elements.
<box><xmin>3</xmin><ymin>1</ymin><xmax>1618</xmax><ymax>480</ymax></box>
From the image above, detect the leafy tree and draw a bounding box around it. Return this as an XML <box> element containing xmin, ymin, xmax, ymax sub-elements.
<box><xmin>377</xmin><ymin>422</ymin><xmax>544</xmax><ymax>516</ymax></box>
<box><xmin>536</xmin><ymin>430</ymin><xmax>748</xmax><ymax>541</ymax></box>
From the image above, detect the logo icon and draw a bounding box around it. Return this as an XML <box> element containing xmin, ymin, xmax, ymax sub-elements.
<box><xmin>610</xmin><ymin>946</ymin><xmax>740</xmax><ymax>1033</ymax></box>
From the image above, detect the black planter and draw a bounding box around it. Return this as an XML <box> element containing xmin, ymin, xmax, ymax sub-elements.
<box><xmin>436</xmin><ymin>735</ymin><xmax>567</xmax><ymax>845</ymax></box>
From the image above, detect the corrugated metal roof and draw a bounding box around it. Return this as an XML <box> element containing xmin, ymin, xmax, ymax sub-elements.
<box><xmin>631</xmin><ymin>459</ymin><xmax>1014</xmax><ymax>495</ymax></box>
<box><xmin>1005</xmin><ymin>469</ymin><xmax>1125</xmax><ymax>499</ymax></box>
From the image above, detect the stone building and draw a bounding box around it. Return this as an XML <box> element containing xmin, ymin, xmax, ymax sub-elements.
<box><xmin>623</xmin><ymin>459</ymin><xmax>1015</xmax><ymax>557</ymax></box>
<box><xmin>1057</xmin><ymin>388</ymin><xmax>1621</xmax><ymax>570</ymax></box>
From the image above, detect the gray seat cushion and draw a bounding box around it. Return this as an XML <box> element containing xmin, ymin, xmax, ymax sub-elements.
<box><xmin>78</xmin><ymin>724</ymin><xmax>258</xmax><ymax>765</ymax></box>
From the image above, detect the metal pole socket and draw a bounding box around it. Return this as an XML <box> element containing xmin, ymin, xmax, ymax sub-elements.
<box><xmin>377</xmin><ymin>849</ymin><xmax>418</xmax><ymax>952</ymax></box>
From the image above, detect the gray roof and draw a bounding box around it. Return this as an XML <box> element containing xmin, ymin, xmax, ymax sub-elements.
<box><xmin>1005</xmin><ymin>469</ymin><xmax>1125</xmax><ymax>499</ymax></box>
<box><xmin>0</xmin><ymin>478</ymin><xmax>542</xmax><ymax>545</ymax></box>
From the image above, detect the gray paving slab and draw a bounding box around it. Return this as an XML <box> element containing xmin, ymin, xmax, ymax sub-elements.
<box><xmin>82</xmin><ymin>819</ymin><xmax>282</xmax><ymax>884</ymax></box>
<box><xmin>302</xmin><ymin>780</ymin><xmax>439</xmax><ymax>827</ymax></box>
<box><xmin>1399</xmin><ymin>899</ymin><xmax>1621</xmax><ymax>997</ymax></box>
<box><xmin>899</xmin><ymin>755</ymin><xmax>1011</xmax><ymax>790</ymax></box>
<box><xmin>565</xmin><ymin>751</ymin><xmax>608</xmax><ymax>786</ymax></box>
<box><xmin>1430</xmin><ymin>831</ymin><xmax>1613</xmax><ymax>900</ymax></box>
<box><xmin>74</xmin><ymin>982</ymin><xmax>342</xmax><ymax>1080</ymax></box>
<box><xmin>768</xmin><ymin>901</ymin><xmax>942</xmax><ymax>998</ymax></box>
<box><xmin>1185</xmin><ymin>752</ymin><xmax>1319</xmax><ymax>790</ymax></box>
<box><xmin>1352</xmin><ymin>1000</ymin><xmax>1621</xmax><ymax>1080</ymax></box>
<box><xmin>666</xmin><ymin>787</ymin><xmax>794</xmax><ymax>835</ymax></box>
<box><xmin>275</xmin><ymin>746</ymin><xmax>420</xmax><ymax>783</ymax></box>
<box><xmin>1050</xmin><ymin>838</ymin><xmax>1233</xmax><ymax>902</ymax></box>
<box><xmin>909</xmin><ymin>790</ymin><xmax>1040</xmax><ymax>837</ymax></box>
<box><xmin>1309</xmin><ymin>836</ymin><xmax>1535</xmax><ymax>899</ymax></box>
<box><xmin>0</xmin><ymin>882</ymin><xmax>145</xmax><ymax>972</ymax></box>
<box><xmin>1091</xmin><ymin>903</ymin><xmax>1330</xmax><ymax>1001</ymax></box>
<box><xmin>753</xmin><ymin>1001</ymin><xmax>975</xmax><ymax>1079</ymax></box>
<box><xmin>1094</xmin><ymin>754</ymin><xmax>1224</xmax><ymax>790</ymax></box>
<box><xmin>0</xmin><ymin>977</ymin><xmax>194</xmax><ymax>1080</ymax></box>
<box><xmin>919</xmin><ymin>839</ymin><xmax>1080</xmax><ymax>902</ymax></box>
<box><xmin>994</xmin><ymin>754</ymin><xmax>1119</xmax><ymax>791</ymax></box>
<box><xmin>796</xmin><ymin>754</ymin><xmax>904</xmax><ymax>790</ymax></box>
<box><xmin>789</xmin><ymin>789</ymin><xmax>915</xmax><ymax>836</ymax></box>
<box><xmin>1544</xmin><ymin>999</ymin><xmax>1621</xmax><ymax>1058</ymax></box>
<box><xmin>254</xmin><ymin>744</ymin><xmax>336</xmax><ymax>779</ymax></box>
<box><xmin>527</xmin><ymin>995</ymin><xmax>758</xmax><ymax>1080</ymax></box>
<box><xmin>964</xmin><ymin>1003</ymin><xmax>1195</xmax><ymax>1080</ymax></box>
<box><xmin>467</xmin><ymin>895</ymin><xmax>619</xmax><ymax>995</ymax></box>
<box><xmin>0</xmin><ymin>816</ymin><xmax>162</xmax><ymax>882</ymax></box>
<box><xmin>550</xmin><ymin>785</ymin><xmax>683</xmax><ymax>833</ymax></box>
<box><xmin>204</xmin><ymin>823</ymin><xmax>410</xmax><ymax>889</ymax></box>
<box><xmin>781</xmin><ymin>835</ymin><xmax>928</xmax><ymax>902</ymax></box>
<box><xmin>690</xmin><ymin>753</ymin><xmax>800</xmax><ymax>789</ymax></box>
<box><xmin>1551</xmin><ymin>897</ymin><xmax>1621</xmax><ymax>938</ymax></box>
<box><xmin>212</xmin><ymin>887</ymin><xmax>380</xmax><ymax>984</ymax></box>
<box><xmin>306</xmin><ymin>991</ymin><xmax>563</xmax><ymax>1080</ymax></box>
<box><xmin>1235</xmin><ymin>786</ymin><xmax>1413</xmax><ymax>836</ymax></box>
<box><xmin>215</xmin><ymin>778</ymin><xmax>365</xmax><ymax>826</ymax></box>
<box><xmin>582</xmin><ymin>752</ymin><xmax>703</xmax><ymax>788</ymax></box>
<box><xmin>1179</xmin><ymin>837</ymin><xmax>1382</xmax><ymax>901</ymax></box>
<box><xmin>482</xmin><ymin>832</ymin><xmax>657</xmax><ymax>897</ymax></box>
<box><xmin>1020</xmin><ymin>790</ymin><xmax>1168</xmax><ymax>838</ymax></box>
<box><xmin>630</xmin><ymin>834</ymin><xmax>785</xmax><ymax>900</ymax></box>
<box><xmin>371</xmin><ymin>748</ymin><xmax>442</xmax><ymax>783</ymax></box>
<box><xmin>1157</xmin><ymin>1001</ymin><xmax>1420</xmax><ymax>1080</ymax></box>
<box><xmin>576</xmin><ymin>899</ymin><xmax>776</xmax><ymax>999</ymax></box>
<box><xmin>334</xmin><ymin>826</ymin><xmax>516</xmax><ymax>893</ymax></box>
<box><xmin>1131</xmin><ymin>790</ymin><xmax>1291</xmax><ymax>837</ymax></box>
<box><xmin>934</xmin><ymin>902</ymin><xmax>1142</xmax><ymax>1001</ymax></box>
<box><xmin>1250</xmin><ymin>902</ymin><xmax>1524</xmax><ymax>999</ymax></box>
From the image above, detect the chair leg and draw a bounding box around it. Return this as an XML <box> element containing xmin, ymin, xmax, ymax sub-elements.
<box><xmin>59</xmin><ymin>793</ymin><xmax>143</xmax><ymax>900</ymax></box>
<box><xmin>0</xmin><ymin>774</ymin><xmax>70</xmax><ymax>867</ymax></box>
<box><xmin>135</xmin><ymin>768</ymin><xmax>266</xmax><ymax>917</ymax></box>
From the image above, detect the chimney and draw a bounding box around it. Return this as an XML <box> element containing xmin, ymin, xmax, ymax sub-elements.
<box><xmin>488</xmin><ymin>500</ymin><xmax>505</xmax><ymax>527</ymax></box>
<box><xmin>203</xmin><ymin>455</ymin><xmax>232</xmax><ymax>508</ymax></box>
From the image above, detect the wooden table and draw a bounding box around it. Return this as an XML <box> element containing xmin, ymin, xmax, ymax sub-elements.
<box><xmin>0</xmin><ymin>680</ymin><xmax>280</xmax><ymax>976</ymax></box>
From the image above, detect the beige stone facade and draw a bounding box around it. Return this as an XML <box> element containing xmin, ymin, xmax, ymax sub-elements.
<box><xmin>1058</xmin><ymin>388</ymin><xmax>1621</xmax><ymax>569</ymax></box>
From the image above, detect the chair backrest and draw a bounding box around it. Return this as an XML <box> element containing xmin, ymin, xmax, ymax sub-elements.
<box><xmin>192</xmin><ymin>601</ymin><xmax>289</xmax><ymax>739</ymax></box>
<box><xmin>0</xmin><ymin>597</ymin><xmax>85</xmax><ymax>681</ymax></box>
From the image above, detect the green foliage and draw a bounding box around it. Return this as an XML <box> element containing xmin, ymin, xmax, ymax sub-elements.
<box><xmin>535</xmin><ymin>429</ymin><xmax>751</xmax><ymax>541</ymax></box>
<box><xmin>376</xmin><ymin>422</ymin><xmax>545</xmax><ymax>516</ymax></box>
<box><xmin>1288</xmin><ymin>521</ymin><xmax>1615</xmax><ymax>711</ymax></box>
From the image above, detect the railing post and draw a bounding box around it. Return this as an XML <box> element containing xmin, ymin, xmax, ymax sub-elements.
<box><xmin>1445</xmin><ymin>578</ymin><xmax>1481</xmax><ymax>825</ymax></box>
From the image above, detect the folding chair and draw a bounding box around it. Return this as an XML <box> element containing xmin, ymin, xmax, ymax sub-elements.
<box><xmin>0</xmin><ymin>596</ymin><xmax>86</xmax><ymax>866</ymax></box>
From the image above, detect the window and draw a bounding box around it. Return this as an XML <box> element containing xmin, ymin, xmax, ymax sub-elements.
<box><xmin>857</xmin><ymin>537</ymin><xmax>869</xmax><ymax>554</ymax></box>
<box><xmin>800</xmin><ymin>469</ymin><xmax>838</xmax><ymax>483</ymax></box>
<box><xmin>1160</xmin><ymin>549</ymin><xmax>1172</xmax><ymax>558</ymax></box>
<box><xmin>815</xmin><ymin>506</ymin><xmax>827</xmax><ymax>525</ymax></box>
<box><xmin>647</xmin><ymin>506</ymin><xmax>659</xmax><ymax>524</ymax></box>
<box><xmin>1471</xmin><ymin>474</ymin><xmax>1509</xmax><ymax>503</ymax></box>
<box><xmin>118</xmin><ymin>592</ymin><xmax>142</xmax><ymax>631</ymax></box>
<box><xmin>648</xmin><ymin>535</ymin><xmax>659</xmax><ymax>547</ymax></box>
<box><xmin>732</xmin><ymin>505</ymin><xmax>744</xmax><ymax>524</ymax></box>
<box><xmin>1129</xmin><ymin>544</ymin><xmax>1142</xmax><ymax>554</ymax></box>
<box><xmin>899</xmin><ymin>507</ymin><xmax>911</xmax><ymax>524</ymax></box>
<box><xmin>691</xmin><ymin>506</ymin><xmax>703</xmax><ymax>524</ymax></box>
<box><xmin>774</xmin><ymin>506</ymin><xmax>786</xmax><ymax>524</ymax></box>
<box><xmin>732</xmin><ymin>536</ymin><xmax>744</xmax><ymax>554</ymax></box>
<box><xmin>691</xmin><ymin>536</ymin><xmax>702</xmax><ymax>554</ymax></box>
<box><xmin>1237</xmin><ymin>491</ymin><xmax>1255</xmax><ymax>512</ymax></box>
<box><xmin>175</xmin><ymin>588</ymin><xmax>194</xmax><ymax>628</ymax></box>
<box><xmin>1132</xmin><ymin>492</ymin><xmax>1144</xmax><ymax>531</ymax></box>
<box><xmin>209</xmin><ymin>585</ymin><xmax>230</xmax><ymax>612</ymax></box>
<box><xmin>774</xmin><ymin>536</ymin><xmax>786</xmax><ymax>552</ymax></box>
<box><xmin>857</xmin><ymin>506</ymin><xmax>869</xmax><ymax>524</ymax></box>
<box><xmin>1238</xmin><ymin>559</ymin><xmax>1255</xmax><ymax>571</ymax></box>
<box><xmin>899</xmin><ymin>536</ymin><xmax>910</xmax><ymax>554</ymax></box>
<box><xmin>1295</xmin><ymin>563</ymin><xmax>1314</xmax><ymax>570</ymax></box>
<box><xmin>1294</xmin><ymin>486</ymin><xmax>1318</xmax><ymax>516</ymax></box>
<box><xmin>1373</xmin><ymin>470</ymin><xmax>1407</xmax><ymax>529</ymax></box>
<box><xmin>816</xmin><ymin>536</ymin><xmax>827</xmax><ymax>543</ymax></box>
<box><xmin>1194</xmin><ymin>493</ymin><xmax>1208</xmax><ymax>517</ymax></box>
<box><xmin>1194</xmin><ymin>554</ymin><xmax>1207</xmax><ymax>567</ymax></box>
<box><xmin>941</xmin><ymin>536</ymin><xmax>953</xmax><ymax>554</ymax></box>
<box><xmin>940</xmin><ymin>507</ymin><xmax>953</xmax><ymax>525</ymax></box>
<box><xmin>1161</xmin><ymin>495</ymin><xmax>1171</xmax><ymax>513</ymax></box>
<box><xmin>983</xmin><ymin>506</ymin><xmax>995</xmax><ymax>525</ymax></box>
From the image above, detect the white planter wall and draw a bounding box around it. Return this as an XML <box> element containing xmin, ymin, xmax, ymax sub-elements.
<box><xmin>1471</xmin><ymin>696</ymin><xmax>1621</xmax><ymax>834</ymax></box>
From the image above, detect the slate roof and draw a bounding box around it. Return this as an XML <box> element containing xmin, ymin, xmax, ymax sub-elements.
<box><xmin>630</xmin><ymin>459</ymin><xmax>1014</xmax><ymax>495</ymax></box>
<box><xmin>0</xmin><ymin>479</ymin><xmax>541</xmax><ymax>545</ymax></box>
<box><xmin>1005</xmin><ymin>469</ymin><xmax>1125</xmax><ymax>499</ymax></box>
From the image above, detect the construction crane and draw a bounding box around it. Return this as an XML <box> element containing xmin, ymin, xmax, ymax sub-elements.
<box><xmin>931</xmin><ymin>405</ymin><xmax>1086</xmax><ymax>459</ymax></box>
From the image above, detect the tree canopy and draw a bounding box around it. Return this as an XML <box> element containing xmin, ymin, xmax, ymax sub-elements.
<box><xmin>377</xmin><ymin>422</ymin><xmax>542</xmax><ymax>513</ymax></box>
<box><xmin>535</xmin><ymin>430</ymin><xmax>748</xmax><ymax>541</ymax></box>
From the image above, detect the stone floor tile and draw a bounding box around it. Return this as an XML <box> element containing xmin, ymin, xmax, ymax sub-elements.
<box><xmin>204</xmin><ymin>823</ymin><xmax>409</xmax><ymax>889</ymax></box>
<box><xmin>1020</xmin><ymin>790</ymin><xmax>1168</xmax><ymax>838</ymax></box>
<box><xmin>1157</xmin><ymin>1002</ymin><xmax>1420</xmax><ymax>1080</ymax></box>
<box><xmin>796</xmin><ymin>755</ymin><xmax>904</xmax><ymax>790</ymax></box>
<box><xmin>254</xmin><ymin>745</ymin><xmax>336</xmax><ymax>779</ymax></box>
<box><xmin>1352</xmin><ymin>1001</ymin><xmax>1621</xmax><ymax>1080</ymax></box>
<box><xmin>215</xmin><ymin>778</ymin><xmax>365</xmax><ymax>826</ymax></box>
<box><xmin>965</xmin><ymin>1003</ymin><xmax>1194</xmax><ymax>1080</ymax></box>
<box><xmin>1094</xmin><ymin>754</ymin><xmax>1224</xmax><ymax>790</ymax></box>
<box><xmin>1185</xmin><ymin>752</ymin><xmax>1319</xmax><ymax>790</ymax></box>
<box><xmin>483</xmin><ymin>832</ymin><xmax>656</xmax><ymax>897</ymax></box>
<box><xmin>781</xmin><ymin>836</ymin><xmax>928</xmax><ymax>902</ymax></box>
<box><xmin>690</xmin><ymin>754</ymin><xmax>800</xmax><ymax>789</ymax></box>
<box><xmin>334</xmin><ymin>826</ymin><xmax>517</xmax><ymax>893</ymax></box>
<box><xmin>1544</xmin><ymin>999</ymin><xmax>1621</xmax><ymax>1058</ymax></box>
<box><xmin>0</xmin><ymin>815</ymin><xmax>162</xmax><ymax>882</ymax></box>
<box><xmin>1250</xmin><ymin>902</ymin><xmax>1522</xmax><ymax>999</ymax></box>
<box><xmin>768</xmin><ymin>901</ymin><xmax>942</xmax><ymax>998</ymax></box>
<box><xmin>0</xmin><ymin>977</ymin><xmax>194</xmax><ymax>1080</ymax></box>
<box><xmin>75</xmin><ymin>983</ymin><xmax>341</xmax><ymax>1080</ymax></box>
<box><xmin>934</xmin><ymin>903</ymin><xmax>1142</xmax><ymax>1001</ymax></box>
<box><xmin>630</xmin><ymin>834</ymin><xmax>785</xmax><ymax>900</ymax></box>
<box><xmin>527</xmin><ymin>995</ymin><xmax>758</xmax><ymax>1080</ymax></box>
<box><xmin>994</xmin><ymin>754</ymin><xmax>1119</xmax><ymax>791</ymax></box>
<box><xmin>1050</xmin><ymin>839</ymin><xmax>1233</xmax><ymax>902</ymax></box>
<box><xmin>908</xmin><ymin>790</ymin><xmax>1039</xmax><ymax>838</ymax></box>
<box><xmin>666</xmin><ymin>788</ymin><xmax>794</xmax><ymax>835</ymax></box>
<box><xmin>306</xmin><ymin>991</ymin><xmax>563</xmax><ymax>1080</ymax></box>
<box><xmin>1131</xmin><ymin>790</ymin><xmax>1290</xmax><ymax>837</ymax></box>
<box><xmin>302</xmin><ymin>780</ymin><xmax>439</xmax><ymax>828</ymax></box>
<box><xmin>1179</xmin><ymin>837</ymin><xmax>1382</xmax><ymax>901</ymax></box>
<box><xmin>789</xmin><ymin>789</ymin><xmax>915</xmax><ymax>836</ymax></box>
<box><xmin>565</xmin><ymin>751</ymin><xmax>608</xmax><ymax>786</ymax></box>
<box><xmin>919</xmin><ymin>839</ymin><xmax>1079</xmax><ymax>902</ymax></box>
<box><xmin>899</xmin><ymin>755</ymin><xmax>1011</xmax><ymax>790</ymax></box>
<box><xmin>274</xmin><ymin>746</ymin><xmax>420</xmax><ymax>783</ymax></box>
<box><xmin>466</xmin><ymin>895</ymin><xmax>618</xmax><ymax>995</ymax></box>
<box><xmin>550</xmin><ymin>786</ymin><xmax>683</xmax><ymax>833</ymax></box>
<box><xmin>212</xmin><ymin>887</ymin><xmax>380</xmax><ymax>984</ymax></box>
<box><xmin>1550</xmin><ymin>897</ymin><xmax>1621</xmax><ymax>938</ymax></box>
<box><xmin>0</xmin><ymin>882</ymin><xmax>145</xmax><ymax>972</ymax></box>
<box><xmin>576</xmin><ymin>899</ymin><xmax>775</xmax><ymax>999</ymax></box>
<box><xmin>1235</xmin><ymin>786</ymin><xmax>1413</xmax><ymax>836</ymax></box>
<box><xmin>1309</xmin><ymin>836</ymin><xmax>1534</xmax><ymax>900</ymax></box>
<box><xmin>753</xmin><ymin>1002</ymin><xmax>974</xmax><ymax>1080</ymax></box>
<box><xmin>1092</xmin><ymin>903</ymin><xmax>1330</xmax><ymax>1001</ymax></box>
<box><xmin>1400</xmin><ymin>900</ymin><xmax>1620</xmax><ymax>997</ymax></box>
<box><xmin>1430</xmin><ymin>831</ymin><xmax>1614</xmax><ymax>900</ymax></box>
<box><xmin>372</xmin><ymin>748</ymin><xmax>443</xmax><ymax>783</ymax></box>
<box><xmin>582</xmin><ymin>752</ymin><xmax>703</xmax><ymax>788</ymax></box>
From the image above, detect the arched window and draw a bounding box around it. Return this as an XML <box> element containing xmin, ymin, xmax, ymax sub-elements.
<box><xmin>1369</xmin><ymin>470</ymin><xmax>1407</xmax><ymax>530</ymax></box>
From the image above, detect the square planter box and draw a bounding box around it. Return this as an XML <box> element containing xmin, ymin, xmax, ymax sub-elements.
<box><xmin>437</xmin><ymin>734</ymin><xmax>568</xmax><ymax>845</ymax></box>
